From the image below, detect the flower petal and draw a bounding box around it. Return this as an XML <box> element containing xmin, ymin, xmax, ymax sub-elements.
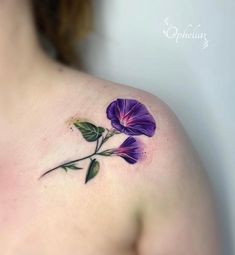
<box><xmin>106</xmin><ymin>98</ymin><xmax>156</xmax><ymax>137</ymax></box>
<box><xmin>106</xmin><ymin>101</ymin><xmax>117</xmax><ymax>120</ymax></box>
<box><xmin>114</xmin><ymin>137</ymin><xmax>142</xmax><ymax>164</ymax></box>
<box><xmin>116</xmin><ymin>99</ymin><xmax>139</xmax><ymax>118</ymax></box>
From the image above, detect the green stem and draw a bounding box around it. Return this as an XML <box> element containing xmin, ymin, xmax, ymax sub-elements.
<box><xmin>39</xmin><ymin>129</ymin><xmax>117</xmax><ymax>179</ymax></box>
<box><xmin>95</xmin><ymin>137</ymin><xmax>100</xmax><ymax>152</ymax></box>
<box><xmin>96</xmin><ymin>129</ymin><xmax>113</xmax><ymax>151</ymax></box>
<box><xmin>39</xmin><ymin>153</ymin><xmax>96</xmax><ymax>179</ymax></box>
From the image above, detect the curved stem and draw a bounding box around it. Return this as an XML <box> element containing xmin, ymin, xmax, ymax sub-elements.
<box><xmin>39</xmin><ymin>129</ymin><xmax>118</xmax><ymax>180</ymax></box>
<box><xmin>39</xmin><ymin>167</ymin><xmax>60</xmax><ymax>179</ymax></box>
<box><xmin>95</xmin><ymin>137</ymin><xmax>100</xmax><ymax>152</ymax></box>
<box><xmin>39</xmin><ymin>153</ymin><xmax>96</xmax><ymax>179</ymax></box>
<box><xmin>96</xmin><ymin>130</ymin><xmax>111</xmax><ymax>151</ymax></box>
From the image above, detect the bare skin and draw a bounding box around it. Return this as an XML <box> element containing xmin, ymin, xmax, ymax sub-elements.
<box><xmin>0</xmin><ymin>1</ymin><xmax>221</xmax><ymax>255</ymax></box>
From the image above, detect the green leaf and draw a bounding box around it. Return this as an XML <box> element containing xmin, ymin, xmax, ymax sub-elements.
<box><xmin>98</xmin><ymin>127</ymin><xmax>105</xmax><ymax>133</ymax></box>
<box><xmin>74</xmin><ymin>121</ymin><xmax>105</xmax><ymax>142</ymax></box>
<box><xmin>65</xmin><ymin>164</ymin><xmax>82</xmax><ymax>170</ymax></box>
<box><xmin>85</xmin><ymin>159</ymin><xmax>100</xmax><ymax>184</ymax></box>
<box><xmin>62</xmin><ymin>166</ymin><xmax>68</xmax><ymax>172</ymax></box>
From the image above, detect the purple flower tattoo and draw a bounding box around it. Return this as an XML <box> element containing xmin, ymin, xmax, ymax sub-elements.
<box><xmin>106</xmin><ymin>98</ymin><xmax>156</xmax><ymax>137</ymax></box>
<box><xmin>112</xmin><ymin>137</ymin><xmax>142</xmax><ymax>164</ymax></box>
<box><xmin>40</xmin><ymin>98</ymin><xmax>156</xmax><ymax>183</ymax></box>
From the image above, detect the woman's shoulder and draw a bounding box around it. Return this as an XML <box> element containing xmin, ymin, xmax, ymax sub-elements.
<box><xmin>0</xmin><ymin>63</ymin><xmax>220</xmax><ymax>255</ymax></box>
<box><xmin>53</xmin><ymin>63</ymin><xmax>192</xmax><ymax>160</ymax></box>
<box><xmin>39</xmin><ymin>62</ymin><xmax>200</xmax><ymax>179</ymax></box>
<box><xmin>45</xmin><ymin>63</ymin><xmax>209</xmax><ymax>194</ymax></box>
<box><xmin>54</xmin><ymin>64</ymin><xmax>204</xmax><ymax>184</ymax></box>
<box><xmin>60</xmin><ymin>67</ymin><xmax>220</xmax><ymax>254</ymax></box>
<box><xmin>55</xmin><ymin>63</ymin><xmax>176</xmax><ymax>123</ymax></box>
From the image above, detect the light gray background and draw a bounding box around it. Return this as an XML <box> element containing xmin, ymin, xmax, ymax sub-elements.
<box><xmin>78</xmin><ymin>0</ymin><xmax>235</xmax><ymax>253</ymax></box>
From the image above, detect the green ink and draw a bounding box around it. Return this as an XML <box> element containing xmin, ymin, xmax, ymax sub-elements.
<box><xmin>40</xmin><ymin>98</ymin><xmax>156</xmax><ymax>183</ymax></box>
<box><xmin>39</xmin><ymin>123</ymin><xmax>118</xmax><ymax>183</ymax></box>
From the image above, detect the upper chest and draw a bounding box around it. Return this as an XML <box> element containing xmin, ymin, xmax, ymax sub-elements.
<box><xmin>0</xmin><ymin>125</ymin><xmax>140</xmax><ymax>255</ymax></box>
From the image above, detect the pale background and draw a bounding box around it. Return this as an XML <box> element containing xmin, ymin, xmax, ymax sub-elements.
<box><xmin>78</xmin><ymin>0</ymin><xmax>235</xmax><ymax>254</ymax></box>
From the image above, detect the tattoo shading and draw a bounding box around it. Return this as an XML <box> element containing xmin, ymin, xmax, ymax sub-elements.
<box><xmin>39</xmin><ymin>98</ymin><xmax>156</xmax><ymax>183</ymax></box>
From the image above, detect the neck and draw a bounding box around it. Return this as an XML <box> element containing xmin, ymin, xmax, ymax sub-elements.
<box><xmin>0</xmin><ymin>0</ymin><xmax>52</xmax><ymax>92</ymax></box>
<box><xmin>0</xmin><ymin>0</ymin><xmax>60</xmax><ymax>119</ymax></box>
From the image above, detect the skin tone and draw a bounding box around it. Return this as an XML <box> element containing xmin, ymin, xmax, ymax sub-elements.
<box><xmin>0</xmin><ymin>1</ymin><xmax>222</xmax><ymax>255</ymax></box>
<box><xmin>0</xmin><ymin>0</ymin><xmax>48</xmax><ymax>108</ymax></box>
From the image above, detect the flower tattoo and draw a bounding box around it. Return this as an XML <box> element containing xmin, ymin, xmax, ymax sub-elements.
<box><xmin>40</xmin><ymin>98</ymin><xmax>156</xmax><ymax>183</ymax></box>
<box><xmin>112</xmin><ymin>137</ymin><xmax>143</xmax><ymax>164</ymax></box>
<box><xmin>106</xmin><ymin>98</ymin><xmax>156</xmax><ymax>137</ymax></box>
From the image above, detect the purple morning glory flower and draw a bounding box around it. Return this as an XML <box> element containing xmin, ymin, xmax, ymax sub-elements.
<box><xmin>112</xmin><ymin>137</ymin><xmax>142</xmax><ymax>164</ymax></box>
<box><xmin>106</xmin><ymin>98</ymin><xmax>156</xmax><ymax>137</ymax></box>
